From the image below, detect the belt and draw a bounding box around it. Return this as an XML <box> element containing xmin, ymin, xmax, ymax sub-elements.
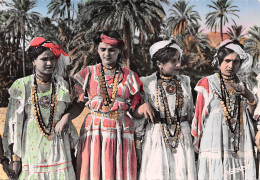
<box><xmin>91</xmin><ymin>110</ymin><xmax>126</xmax><ymax>119</ymax></box>
<box><xmin>154</xmin><ymin>115</ymin><xmax>188</xmax><ymax>124</ymax></box>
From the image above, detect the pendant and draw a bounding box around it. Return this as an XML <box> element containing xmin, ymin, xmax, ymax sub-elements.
<box><xmin>47</xmin><ymin>134</ymin><xmax>53</xmax><ymax>141</ymax></box>
<box><xmin>166</xmin><ymin>84</ymin><xmax>175</xmax><ymax>94</ymax></box>
<box><xmin>172</xmin><ymin>148</ymin><xmax>177</xmax><ymax>153</ymax></box>
<box><xmin>102</xmin><ymin>105</ymin><xmax>110</xmax><ymax>112</ymax></box>
<box><xmin>230</xmin><ymin>118</ymin><xmax>236</xmax><ymax>124</ymax></box>
<box><xmin>229</xmin><ymin>133</ymin><xmax>235</xmax><ymax>138</ymax></box>
<box><xmin>162</xmin><ymin>82</ymin><xmax>167</xmax><ymax>86</ymax></box>
<box><xmin>39</xmin><ymin>96</ymin><xmax>51</xmax><ymax>108</ymax></box>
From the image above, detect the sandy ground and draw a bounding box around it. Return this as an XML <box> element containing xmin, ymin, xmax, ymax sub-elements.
<box><xmin>0</xmin><ymin>107</ymin><xmax>89</xmax><ymax>179</ymax></box>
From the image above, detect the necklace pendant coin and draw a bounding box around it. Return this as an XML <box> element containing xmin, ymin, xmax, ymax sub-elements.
<box><xmin>47</xmin><ymin>134</ymin><xmax>53</xmax><ymax>141</ymax></box>
<box><xmin>162</xmin><ymin>82</ymin><xmax>167</xmax><ymax>86</ymax></box>
<box><xmin>39</xmin><ymin>96</ymin><xmax>51</xmax><ymax>108</ymax></box>
<box><xmin>166</xmin><ymin>84</ymin><xmax>175</xmax><ymax>94</ymax></box>
<box><xmin>102</xmin><ymin>105</ymin><xmax>110</xmax><ymax>112</ymax></box>
<box><xmin>230</xmin><ymin>118</ymin><xmax>236</xmax><ymax>124</ymax></box>
<box><xmin>229</xmin><ymin>133</ymin><xmax>235</xmax><ymax>138</ymax></box>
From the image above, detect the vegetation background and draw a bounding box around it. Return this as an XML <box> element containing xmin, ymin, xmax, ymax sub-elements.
<box><xmin>0</xmin><ymin>0</ymin><xmax>260</xmax><ymax>178</ymax></box>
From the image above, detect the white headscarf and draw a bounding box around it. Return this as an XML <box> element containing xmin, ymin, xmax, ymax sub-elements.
<box><xmin>149</xmin><ymin>40</ymin><xmax>183</xmax><ymax>59</ymax></box>
<box><xmin>212</xmin><ymin>39</ymin><xmax>253</xmax><ymax>80</ymax></box>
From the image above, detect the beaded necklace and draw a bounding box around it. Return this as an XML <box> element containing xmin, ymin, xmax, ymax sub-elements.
<box><xmin>36</xmin><ymin>76</ymin><xmax>51</xmax><ymax>85</ymax></box>
<box><xmin>155</xmin><ymin>73</ymin><xmax>184</xmax><ymax>152</ymax></box>
<box><xmin>218</xmin><ymin>73</ymin><xmax>243</xmax><ymax>154</ymax></box>
<box><xmin>31</xmin><ymin>75</ymin><xmax>57</xmax><ymax>141</ymax></box>
<box><xmin>99</xmin><ymin>64</ymin><xmax>120</xmax><ymax>112</ymax></box>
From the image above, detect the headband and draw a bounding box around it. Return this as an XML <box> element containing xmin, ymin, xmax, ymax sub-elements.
<box><xmin>101</xmin><ymin>34</ymin><xmax>123</xmax><ymax>46</ymax></box>
<box><xmin>213</xmin><ymin>39</ymin><xmax>253</xmax><ymax>80</ymax></box>
<box><xmin>149</xmin><ymin>40</ymin><xmax>183</xmax><ymax>58</ymax></box>
<box><xmin>29</xmin><ymin>37</ymin><xmax>68</xmax><ymax>59</ymax></box>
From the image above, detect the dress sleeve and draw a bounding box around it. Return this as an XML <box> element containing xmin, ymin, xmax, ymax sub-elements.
<box><xmin>191</xmin><ymin>77</ymin><xmax>210</xmax><ymax>153</ymax></box>
<box><xmin>254</xmin><ymin>74</ymin><xmax>260</xmax><ymax>120</ymax></box>
<box><xmin>3</xmin><ymin>79</ymin><xmax>26</xmax><ymax>159</ymax></box>
<box><xmin>73</xmin><ymin>67</ymin><xmax>91</xmax><ymax>102</ymax></box>
<box><xmin>129</xmin><ymin>72</ymin><xmax>143</xmax><ymax>110</ymax></box>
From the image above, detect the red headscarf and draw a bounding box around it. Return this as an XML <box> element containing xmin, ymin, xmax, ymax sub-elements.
<box><xmin>29</xmin><ymin>37</ymin><xmax>68</xmax><ymax>59</ymax></box>
<box><xmin>101</xmin><ymin>34</ymin><xmax>123</xmax><ymax>46</ymax></box>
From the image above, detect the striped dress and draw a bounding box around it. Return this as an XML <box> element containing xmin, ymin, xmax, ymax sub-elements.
<box><xmin>74</xmin><ymin>63</ymin><xmax>142</xmax><ymax>180</ymax></box>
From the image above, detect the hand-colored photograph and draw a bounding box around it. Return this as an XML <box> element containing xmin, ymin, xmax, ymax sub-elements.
<box><xmin>0</xmin><ymin>0</ymin><xmax>260</xmax><ymax>179</ymax></box>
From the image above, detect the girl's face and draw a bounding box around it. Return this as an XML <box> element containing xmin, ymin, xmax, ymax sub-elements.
<box><xmin>33</xmin><ymin>49</ymin><xmax>57</xmax><ymax>76</ymax></box>
<box><xmin>157</xmin><ymin>52</ymin><xmax>181</xmax><ymax>76</ymax></box>
<box><xmin>219</xmin><ymin>53</ymin><xmax>241</xmax><ymax>76</ymax></box>
<box><xmin>98</xmin><ymin>42</ymin><xmax>120</xmax><ymax>68</ymax></box>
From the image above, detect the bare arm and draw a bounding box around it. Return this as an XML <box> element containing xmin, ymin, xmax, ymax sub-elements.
<box><xmin>54</xmin><ymin>100</ymin><xmax>85</xmax><ymax>136</ymax></box>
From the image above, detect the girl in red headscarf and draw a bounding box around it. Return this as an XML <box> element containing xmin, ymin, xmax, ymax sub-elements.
<box><xmin>2</xmin><ymin>37</ymin><xmax>78</xmax><ymax>179</ymax></box>
<box><xmin>55</xmin><ymin>30</ymin><xmax>154</xmax><ymax>180</ymax></box>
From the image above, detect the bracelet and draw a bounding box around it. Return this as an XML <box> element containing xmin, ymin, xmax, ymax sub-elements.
<box><xmin>135</xmin><ymin>140</ymin><xmax>142</xmax><ymax>149</ymax></box>
<box><xmin>0</xmin><ymin>156</ymin><xmax>9</xmax><ymax>164</ymax></box>
<box><xmin>247</xmin><ymin>99</ymin><xmax>256</xmax><ymax>106</ymax></box>
<box><xmin>12</xmin><ymin>154</ymin><xmax>21</xmax><ymax>162</ymax></box>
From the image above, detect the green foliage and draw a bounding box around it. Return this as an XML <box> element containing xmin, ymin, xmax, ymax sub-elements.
<box><xmin>205</xmin><ymin>0</ymin><xmax>240</xmax><ymax>40</ymax></box>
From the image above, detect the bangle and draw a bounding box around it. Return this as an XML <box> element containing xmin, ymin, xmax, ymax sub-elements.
<box><xmin>12</xmin><ymin>154</ymin><xmax>21</xmax><ymax>162</ymax></box>
<box><xmin>0</xmin><ymin>156</ymin><xmax>9</xmax><ymax>164</ymax></box>
<box><xmin>135</xmin><ymin>140</ymin><xmax>142</xmax><ymax>149</ymax></box>
<box><xmin>247</xmin><ymin>99</ymin><xmax>256</xmax><ymax>106</ymax></box>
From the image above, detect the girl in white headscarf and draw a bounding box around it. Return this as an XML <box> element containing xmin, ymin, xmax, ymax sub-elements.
<box><xmin>134</xmin><ymin>40</ymin><xmax>197</xmax><ymax>180</ymax></box>
<box><xmin>192</xmin><ymin>39</ymin><xmax>257</xmax><ymax>180</ymax></box>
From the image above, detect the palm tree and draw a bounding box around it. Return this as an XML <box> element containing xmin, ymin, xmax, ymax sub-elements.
<box><xmin>226</xmin><ymin>22</ymin><xmax>246</xmax><ymax>41</ymax></box>
<box><xmin>167</xmin><ymin>0</ymin><xmax>201</xmax><ymax>37</ymax></box>
<box><xmin>245</xmin><ymin>26</ymin><xmax>260</xmax><ymax>66</ymax></box>
<box><xmin>4</xmin><ymin>0</ymin><xmax>41</xmax><ymax>76</ymax></box>
<box><xmin>205</xmin><ymin>0</ymin><xmax>240</xmax><ymax>41</ymax></box>
<box><xmin>47</xmin><ymin>0</ymin><xmax>73</xmax><ymax>26</ymax></box>
<box><xmin>75</xmin><ymin>0</ymin><xmax>167</xmax><ymax>68</ymax></box>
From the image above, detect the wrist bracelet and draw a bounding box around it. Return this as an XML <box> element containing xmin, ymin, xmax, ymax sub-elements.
<box><xmin>12</xmin><ymin>154</ymin><xmax>21</xmax><ymax>162</ymax></box>
<box><xmin>0</xmin><ymin>156</ymin><xmax>9</xmax><ymax>164</ymax></box>
<box><xmin>135</xmin><ymin>140</ymin><xmax>142</xmax><ymax>149</ymax></box>
<box><xmin>257</xmin><ymin>124</ymin><xmax>260</xmax><ymax>131</ymax></box>
<box><xmin>247</xmin><ymin>99</ymin><xmax>256</xmax><ymax>106</ymax></box>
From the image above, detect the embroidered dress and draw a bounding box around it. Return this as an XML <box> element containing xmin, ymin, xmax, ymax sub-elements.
<box><xmin>134</xmin><ymin>72</ymin><xmax>196</xmax><ymax>180</ymax></box>
<box><xmin>3</xmin><ymin>75</ymin><xmax>78</xmax><ymax>180</ymax></box>
<box><xmin>192</xmin><ymin>73</ymin><xmax>256</xmax><ymax>180</ymax></box>
<box><xmin>74</xmin><ymin>63</ymin><xmax>142</xmax><ymax>180</ymax></box>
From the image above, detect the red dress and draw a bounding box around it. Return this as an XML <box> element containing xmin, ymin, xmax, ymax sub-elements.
<box><xmin>74</xmin><ymin>64</ymin><xmax>142</xmax><ymax>180</ymax></box>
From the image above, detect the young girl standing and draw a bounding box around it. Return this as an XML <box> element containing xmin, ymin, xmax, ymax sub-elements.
<box><xmin>135</xmin><ymin>40</ymin><xmax>196</xmax><ymax>180</ymax></box>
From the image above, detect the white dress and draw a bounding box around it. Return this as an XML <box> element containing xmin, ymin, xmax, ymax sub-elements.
<box><xmin>192</xmin><ymin>73</ymin><xmax>256</xmax><ymax>180</ymax></box>
<box><xmin>134</xmin><ymin>72</ymin><xmax>197</xmax><ymax>180</ymax></box>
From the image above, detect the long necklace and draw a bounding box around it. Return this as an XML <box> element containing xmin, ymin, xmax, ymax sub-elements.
<box><xmin>156</xmin><ymin>73</ymin><xmax>184</xmax><ymax>152</ymax></box>
<box><xmin>218</xmin><ymin>73</ymin><xmax>243</xmax><ymax>154</ymax></box>
<box><xmin>99</xmin><ymin>64</ymin><xmax>120</xmax><ymax>112</ymax></box>
<box><xmin>31</xmin><ymin>75</ymin><xmax>57</xmax><ymax>141</ymax></box>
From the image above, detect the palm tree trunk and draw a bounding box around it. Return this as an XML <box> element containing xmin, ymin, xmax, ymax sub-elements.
<box><xmin>220</xmin><ymin>16</ymin><xmax>223</xmax><ymax>41</ymax></box>
<box><xmin>66</xmin><ymin>0</ymin><xmax>71</xmax><ymax>26</ymax></box>
<box><xmin>22</xmin><ymin>18</ymin><xmax>26</xmax><ymax>77</ymax></box>
<box><xmin>123</xmin><ymin>21</ymin><xmax>131</xmax><ymax>69</ymax></box>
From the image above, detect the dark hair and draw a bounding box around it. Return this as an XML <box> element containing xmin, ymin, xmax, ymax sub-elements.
<box><xmin>93</xmin><ymin>30</ymin><xmax>124</xmax><ymax>63</ymax></box>
<box><xmin>152</xmin><ymin>41</ymin><xmax>181</xmax><ymax>68</ymax></box>
<box><xmin>27</xmin><ymin>46</ymin><xmax>50</xmax><ymax>61</ymax></box>
<box><xmin>217</xmin><ymin>40</ymin><xmax>244</xmax><ymax>65</ymax></box>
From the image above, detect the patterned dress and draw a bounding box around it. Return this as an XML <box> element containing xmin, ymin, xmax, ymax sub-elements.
<box><xmin>134</xmin><ymin>72</ymin><xmax>197</xmax><ymax>180</ymax></box>
<box><xmin>192</xmin><ymin>73</ymin><xmax>256</xmax><ymax>180</ymax></box>
<box><xmin>3</xmin><ymin>75</ymin><xmax>78</xmax><ymax>179</ymax></box>
<box><xmin>74</xmin><ymin>63</ymin><xmax>143</xmax><ymax>180</ymax></box>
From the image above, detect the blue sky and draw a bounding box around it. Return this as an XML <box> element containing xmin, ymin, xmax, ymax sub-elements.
<box><xmin>3</xmin><ymin>0</ymin><xmax>260</xmax><ymax>34</ymax></box>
